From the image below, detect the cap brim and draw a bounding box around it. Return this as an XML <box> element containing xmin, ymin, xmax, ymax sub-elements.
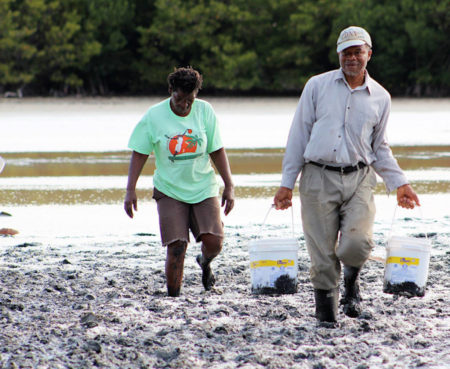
<box><xmin>337</xmin><ymin>40</ymin><xmax>366</xmax><ymax>53</ymax></box>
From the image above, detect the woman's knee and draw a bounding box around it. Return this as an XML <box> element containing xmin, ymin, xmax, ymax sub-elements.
<box><xmin>200</xmin><ymin>233</ymin><xmax>223</xmax><ymax>254</ymax></box>
<box><xmin>167</xmin><ymin>240</ymin><xmax>188</xmax><ymax>259</ymax></box>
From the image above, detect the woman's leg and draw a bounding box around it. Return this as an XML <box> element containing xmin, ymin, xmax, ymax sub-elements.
<box><xmin>165</xmin><ymin>240</ymin><xmax>188</xmax><ymax>297</ymax></box>
<box><xmin>200</xmin><ymin>233</ymin><xmax>223</xmax><ymax>259</ymax></box>
<box><xmin>189</xmin><ymin>196</ymin><xmax>224</xmax><ymax>291</ymax></box>
<box><xmin>154</xmin><ymin>188</ymin><xmax>190</xmax><ymax>297</ymax></box>
<box><xmin>196</xmin><ymin>233</ymin><xmax>223</xmax><ymax>290</ymax></box>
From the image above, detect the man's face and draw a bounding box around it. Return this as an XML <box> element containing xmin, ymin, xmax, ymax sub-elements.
<box><xmin>169</xmin><ymin>88</ymin><xmax>197</xmax><ymax>117</ymax></box>
<box><xmin>339</xmin><ymin>45</ymin><xmax>372</xmax><ymax>78</ymax></box>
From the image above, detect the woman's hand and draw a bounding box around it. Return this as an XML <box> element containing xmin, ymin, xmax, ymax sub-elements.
<box><xmin>124</xmin><ymin>189</ymin><xmax>138</xmax><ymax>218</ymax></box>
<box><xmin>124</xmin><ymin>151</ymin><xmax>149</xmax><ymax>218</ymax></box>
<box><xmin>209</xmin><ymin>148</ymin><xmax>235</xmax><ymax>215</ymax></box>
<box><xmin>221</xmin><ymin>185</ymin><xmax>235</xmax><ymax>216</ymax></box>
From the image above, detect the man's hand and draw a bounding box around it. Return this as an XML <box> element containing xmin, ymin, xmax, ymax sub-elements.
<box><xmin>397</xmin><ymin>184</ymin><xmax>420</xmax><ymax>209</ymax></box>
<box><xmin>124</xmin><ymin>189</ymin><xmax>138</xmax><ymax>218</ymax></box>
<box><xmin>221</xmin><ymin>185</ymin><xmax>235</xmax><ymax>216</ymax></box>
<box><xmin>273</xmin><ymin>186</ymin><xmax>293</xmax><ymax>210</ymax></box>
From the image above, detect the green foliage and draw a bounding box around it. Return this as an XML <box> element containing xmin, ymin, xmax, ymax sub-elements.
<box><xmin>34</xmin><ymin>0</ymin><xmax>102</xmax><ymax>93</ymax></box>
<box><xmin>0</xmin><ymin>0</ymin><xmax>38</xmax><ymax>90</ymax></box>
<box><xmin>0</xmin><ymin>0</ymin><xmax>448</xmax><ymax>96</ymax></box>
<box><xmin>84</xmin><ymin>0</ymin><xmax>136</xmax><ymax>94</ymax></box>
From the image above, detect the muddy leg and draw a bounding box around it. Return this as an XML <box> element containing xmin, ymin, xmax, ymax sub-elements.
<box><xmin>165</xmin><ymin>240</ymin><xmax>188</xmax><ymax>297</ymax></box>
<box><xmin>196</xmin><ymin>234</ymin><xmax>222</xmax><ymax>291</ymax></box>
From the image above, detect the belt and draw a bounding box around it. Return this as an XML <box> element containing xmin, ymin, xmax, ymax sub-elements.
<box><xmin>308</xmin><ymin>161</ymin><xmax>366</xmax><ymax>174</ymax></box>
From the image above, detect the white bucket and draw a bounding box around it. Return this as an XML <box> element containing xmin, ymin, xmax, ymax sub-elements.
<box><xmin>249</xmin><ymin>238</ymin><xmax>299</xmax><ymax>294</ymax></box>
<box><xmin>383</xmin><ymin>235</ymin><xmax>431</xmax><ymax>297</ymax></box>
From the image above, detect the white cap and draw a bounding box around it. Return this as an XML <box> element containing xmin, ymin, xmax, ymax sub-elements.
<box><xmin>337</xmin><ymin>26</ymin><xmax>372</xmax><ymax>52</ymax></box>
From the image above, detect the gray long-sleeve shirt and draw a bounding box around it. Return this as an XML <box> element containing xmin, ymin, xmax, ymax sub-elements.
<box><xmin>281</xmin><ymin>69</ymin><xmax>408</xmax><ymax>193</ymax></box>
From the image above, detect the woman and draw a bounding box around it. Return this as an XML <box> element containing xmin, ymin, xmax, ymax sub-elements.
<box><xmin>124</xmin><ymin>67</ymin><xmax>234</xmax><ymax>297</ymax></box>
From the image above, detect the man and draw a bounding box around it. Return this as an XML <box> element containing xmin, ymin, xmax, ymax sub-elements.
<box><xmin>124</xmin><ymin>67</ymin><xmax>234</xmax><ymax>297</ymax></box>
<box><xmin>274</xmin><ymin>26</ymin><xmax>420</xmax><ymax>323</ymax></box>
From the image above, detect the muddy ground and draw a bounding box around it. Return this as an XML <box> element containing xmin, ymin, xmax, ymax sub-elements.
<box><xmin>1</xmin><ymin>226</ymin><xmax>449</xmax><ymax>369</ymax></box>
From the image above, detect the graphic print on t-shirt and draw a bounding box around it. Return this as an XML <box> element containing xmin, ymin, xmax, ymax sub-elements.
<box><xmin>166</xmin><ymin>129</ymin><xmax>203</xmax><ymax>162</ymax></box>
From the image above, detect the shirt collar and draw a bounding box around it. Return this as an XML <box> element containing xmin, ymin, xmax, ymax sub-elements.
<box><xmin>336</xmin><ymin>68</ymin><xmax>373</xmax><ymax>94</ymax></box>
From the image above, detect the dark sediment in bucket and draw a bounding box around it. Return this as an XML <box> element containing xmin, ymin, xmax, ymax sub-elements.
<box><xmin>251</xmin><ymin>274</ymin><xmax>297</xmax><ymax>295</ymax></box>
<box><xmin>383</xmin><ymin>281</ymin><xmax>425</xmax><ymax>297</ymax></box>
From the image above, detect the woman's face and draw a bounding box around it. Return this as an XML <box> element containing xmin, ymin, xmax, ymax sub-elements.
<box><xmin>170</xmin><ymin>89</ymin><xmax>197</xmax><ymax>117</ymax></box>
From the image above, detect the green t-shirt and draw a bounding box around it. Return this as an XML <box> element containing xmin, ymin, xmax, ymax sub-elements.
<box><xmin>128</xmin><ymin>98</ymin><xmax>223</xmax><ymax>203</ymax></box>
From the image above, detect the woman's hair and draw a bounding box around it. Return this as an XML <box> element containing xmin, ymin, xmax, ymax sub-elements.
<box><xmin>167</xmin><ymin>66</ymin><xmax>203</xmax><ymax>93</ymax></box>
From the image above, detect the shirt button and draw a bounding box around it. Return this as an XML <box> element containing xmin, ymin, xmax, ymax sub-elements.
<box><xmin>333</xmin><ymin>149</ymin><xmax>336</xmax><ymax>152</ymax></box>
<box><xmin>338</xmin><ymin>135</ymin><xmax>341</xmax><ymax>138</ymax></box>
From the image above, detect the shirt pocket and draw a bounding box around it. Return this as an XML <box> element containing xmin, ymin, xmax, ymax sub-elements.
<box><xmin>350</xmin><ymin>105</ymin><xmax>378</xmax><ymax>138</ymax></box>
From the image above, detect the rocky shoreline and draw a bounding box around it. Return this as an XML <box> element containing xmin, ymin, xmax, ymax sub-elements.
<box><xmin>1</xmin><ymin>228</ymin><xmax>449</xmax><ymax>369</ymax></box>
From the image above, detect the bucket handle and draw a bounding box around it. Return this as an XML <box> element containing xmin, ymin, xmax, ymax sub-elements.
<box><xmin>261</xmin><ymin>204</ymin><xmax>295</xmax><ymax>238</ymax></box>
<box><xmin>0</xmin><ymin>156</ymin><xmax>5</xmax><ymax>174</ymax></box>
<box><xmin>388</xmin><ymin>205</ymin><xmax>427</xmax><ymax>241</ymax></box>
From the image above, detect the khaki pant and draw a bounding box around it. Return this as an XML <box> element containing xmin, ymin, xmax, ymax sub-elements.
<box><xmin>299</xmin><ymin>163</ymin><xmax>377</xmax><ymax>290</ymax></box>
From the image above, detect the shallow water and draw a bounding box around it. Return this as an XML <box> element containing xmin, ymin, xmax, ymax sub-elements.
<box><xmin>0</xmin><ymin>146</ymin><xmax>449</xmax><ymax>205</ymax></box>
<box><xmin>1</xmin><ymin>97</ymin><xmax>449</xmax><ymax>152</ymax></box>
<box><xmin>0</xmin><ymin>97</ymin><xmax>449</xmax><ymax>257</ymax></box>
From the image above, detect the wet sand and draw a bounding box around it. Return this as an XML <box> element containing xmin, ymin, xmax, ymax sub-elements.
<box><xmin>1</xmin><ymin>200</ymin><xmax>449</xmax><ymax>369</ymax></box>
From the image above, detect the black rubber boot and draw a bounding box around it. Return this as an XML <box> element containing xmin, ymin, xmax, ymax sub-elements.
<box><xmin>314</xmin><ymin>288</ymin><xmax>339</xmax><ymax>323</ymax></box>
<box><xmin>341</xmin><ymin>265</ymin><xmax>362</xmax><ymax>318</ymax></box>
